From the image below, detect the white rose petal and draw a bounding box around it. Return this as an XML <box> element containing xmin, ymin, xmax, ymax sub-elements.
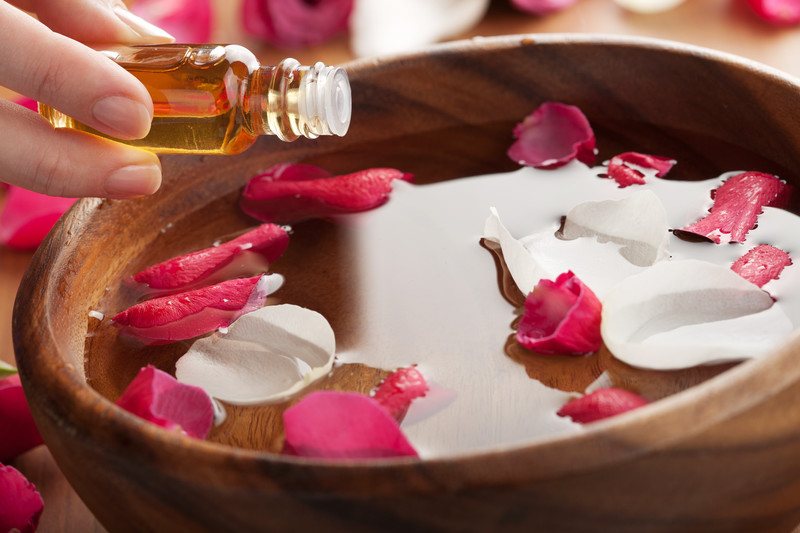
<box><xmin>602</xmin><ymin>260</ymin><xmax>793</xmax><ymax>370</ymax></box>
<box><xmin>175</xmin><ymin>304</ymin><xmax>335</xmax><ymax>405</ymax></box>
<box><xmin>561</xmin><ymin>190</ymin><xmax>669</xmax><ymax>267</ymax></box>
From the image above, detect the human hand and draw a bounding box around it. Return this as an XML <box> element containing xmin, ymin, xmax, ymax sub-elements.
<box><xmin>0</xmin><ymin>0</ymin><xmax>174</xmax><ymax>198</ymax></box>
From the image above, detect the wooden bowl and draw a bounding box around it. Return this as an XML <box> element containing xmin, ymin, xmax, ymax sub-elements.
<box><xmin>14</xmin><ymin>35</ymin><xmax>800</xmax><ymax>531</ymax></box>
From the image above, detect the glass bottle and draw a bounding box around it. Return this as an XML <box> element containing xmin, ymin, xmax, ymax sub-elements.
<box><xmin>38</xmin><ymin>44</ymin><xmax>351</xmax><ymax>155</ymax></box>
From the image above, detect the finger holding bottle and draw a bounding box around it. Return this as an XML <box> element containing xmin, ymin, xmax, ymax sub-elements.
<box><xmin>0</xmin><ymin>0</ymin><xmax>173</xmax><ymax>197</ymax></box>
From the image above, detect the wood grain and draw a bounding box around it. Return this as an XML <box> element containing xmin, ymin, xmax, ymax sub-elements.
<box><xmin>13</xmin><ymin>34</ymin><xmax>800</xmax><ymax>533</ymax></box>
<box><xmin>6</xmin><ymin>0</ymin><xmax>800</xmax><ymax>530</ymax></box>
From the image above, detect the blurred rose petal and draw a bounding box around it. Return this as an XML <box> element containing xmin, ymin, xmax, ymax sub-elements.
<box><xmin>747</xmin><ymin>0</ymin><xmax>800</xmax><ymax>25</ymax></box>
<box><xmin>351</xmin><ymin>0</ymin><xmax>489</xmax><ymax>57</ymax></box>
<box><xmin>0</xmin><ymin>375</ymin><xmax>44</xmax><ymax>463</ymax></box>
<box><xmin>13</xmin><ymin>97</ymin><xmax>37</xmax><ymax>112</ymax></box>
<box><xmin>283</xmin><ymin>391</ymin><xmax>418</xmax><ymax>459</ymax></box>
<box><xmin>0</xmin><ymin>464</ymin><xmax>44</xmax><ymax>533</ymax></box>
<box><xmin>240</xmin><ymin>164</ymin><xmax>412</xmax><ymax>223</ymax></box>
<box><xmin>117</xmin><ymin>366</ymin><xmax>214</xmax><ymax>438</ymax></box>
<box><xmin>507</xmin><ymin>102</ymin><xmax>596</xmax><ymax>169</ymax></box>
<box><xmin>131</xmin><ymin>0</ymin><xmax>212</xmax><ymax>42</ymax></box>
<box><xmin>242</xmin><ymin>0</ymin><xmax>352</xmax><ymax>48</ymax></box>
<box><xmin>0</xmin><ymin>186</ymin><xmax>76</xmax><ymax>251</ymax></box>
<box><xmin>614</xmin><ymin>0</ymin><xmax>686</xmax><ymax>13</ymax></box>
<box><xmin>512</xmin><ymin>0</ymin><xmax>578</xmax><ymax>15</ymax></box>
<box><xmin>558</xmin><ymin>388</ymin><xmax>648</xmax><ymax>423</ymax></box>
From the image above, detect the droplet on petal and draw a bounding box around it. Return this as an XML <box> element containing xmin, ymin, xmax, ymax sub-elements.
<box><xmin>116</xmin><ymin>365</ymin><xmax>214</xmax><ymax>439</ymax></box>
<box><xmin>731</xmin><ymin>244</ymin><xmax>792</xmax><ymax>288</ymax></box>
<box><xmin>131</xmin><ymin>224</ymin><xmax>289</xmax><ymax>294</ymax></box>
<box><xmin>507</xmin><ymin>102</ymin><xmax>596</xmax><ymax>169</ymax></box>
<box><xmin>131</xmin><ymin>0</ymin><xmax>212</xmax><ymax>42</ymax></box>
<box><xmin>557</xmin><ymin>388</ymin><xmax>648</xmax><ymax>424</ymax></box>
<box><xmin>601</xmin><ymin>260</ymin><xmax>794</xmax><ymax>369</ymax></box>
<box><xmin>747</xmin><ymin>0</ymin><xmax>800</xmax><ymax>26</ymax></box>
<box><xmin>0</xmin><ymin>186</ymin><xmax>76</xmax><ymax>251</ymax></box>
<box><xmin>240</xmin><ymin>164</ymin><xmax>413</xmax><ymax>223</ymax></box>
<box><xmin>176</xmin><ymin>304</ymin><xmax>335</xmax><ymax>405</ymax></box>
<box><xmin>0</xmin><ymin>375</ymin><xmax>43</xmax><ymax>463</ymax></box>
<box><xmin>0</xmin><ymin>464</ymin><xmax>44</xmax><ymax>533</ymax></box>
<box><xmin>516</xmin><ymin>271</ymin><xmax>603</xmax><ymax>356</ymax></box>
<box><xmin>283</xmin><ymin>391</ymin><xmax>418</xmax><ymax>459</ymax></box>
<box><xmin>373</xmin><ymin>366</ymin><xmax>429</xmax><ymax>421</ymax></box>
<box><xmin>606</xmin><ymin>152</ymin><xmax>675</xmax><ymax>187</ymax></box>
<box><xmin>677</xmin><ymin>171</ymin><xmax>791</xmax><ymax>244</ymax></box>
<box><xmin>112</xmin><ymin>274</ymin><xmax>281</xmax><ymax>344</ymax></box>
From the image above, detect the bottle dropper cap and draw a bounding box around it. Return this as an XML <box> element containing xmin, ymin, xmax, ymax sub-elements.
<box><xmin>298</xmin><ymin>63</ymin><xmax>351</xmax><ymax>138</ymax></box>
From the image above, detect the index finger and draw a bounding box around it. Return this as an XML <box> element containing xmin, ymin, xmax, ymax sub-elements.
<box><xmin>0</xmin><ymin>1</ymin><xmax>153</xmax><ymax>140</ymax></box>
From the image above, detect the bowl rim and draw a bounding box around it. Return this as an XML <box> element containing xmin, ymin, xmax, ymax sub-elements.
<box><xmin>14</xmin><ymin>33</ymin><xmax>800</xmax><ymax>483</ymax></box>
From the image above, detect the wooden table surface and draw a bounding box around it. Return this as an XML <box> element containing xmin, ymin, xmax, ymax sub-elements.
<box><xmin>3</xmin><ymin>0</ymin><xmax>800</xmax><ymax>530</ymax></box>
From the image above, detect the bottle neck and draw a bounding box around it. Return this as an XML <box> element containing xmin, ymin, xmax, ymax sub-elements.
<box><xmin>249</xmin><ymin>59</ymin><xmax>351</xmax><ymax>142</ymax></box>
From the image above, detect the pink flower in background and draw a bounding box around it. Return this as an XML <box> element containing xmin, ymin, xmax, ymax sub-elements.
<box><xmin>131</xmin><ymin>0</ymin><xmax>212</xmax><ymax>42</ymax></box>
<box><xmin>748</xmin><ymin>0</ymin><xmax>800</xmax><ymax>25</ymax></box>
<box><xmin>0</xmin><ymin>186</ymin><xmax>76</xmax><ymax>251</ymax></box>
<box><xmin>511</xmin><ymin>0</ymin><xmax>578</xmax><ymax>15</ymax></box>
<box><xmin>0</xmin><ymin>464</ymin><xmax>44</xmax><ymax>533</ymax></box>
<box><xmin>242</xmin><ymin>0</ymin><xmax>353</xmax><ymax>48</ymax></box>
<box><xmin>1</xmin><ymin>98</ymin><xmax>76</xmax><ymax>251</ymax></box>
<box><xmin>0</xmin><ymin>374</ymin><xmax>44</xmax><ymax>463</ymax></box>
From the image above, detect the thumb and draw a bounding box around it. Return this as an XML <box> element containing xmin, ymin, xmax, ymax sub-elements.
<box><xmin>17</xmin><ymin>0</ymin><xmax>174</xmax><ymax>44</ymax></box>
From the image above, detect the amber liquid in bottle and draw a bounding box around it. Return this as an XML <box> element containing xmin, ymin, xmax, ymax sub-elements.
<box><xmin>39</xmin><ymin>44</ymin><xmax>351</xmax><ymax>155</ymax></box>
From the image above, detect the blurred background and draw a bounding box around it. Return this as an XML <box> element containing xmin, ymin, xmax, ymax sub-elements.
<box><xmin>2</xmin><ymin>0</ymin><xmax>800</xmax><ymax>530</ymax></box>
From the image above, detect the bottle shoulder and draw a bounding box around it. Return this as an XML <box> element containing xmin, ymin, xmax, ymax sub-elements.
<box><xmin>97</xmin><ymin>44</ymin><xmax>261</xmax><ymax>74</ymax></box>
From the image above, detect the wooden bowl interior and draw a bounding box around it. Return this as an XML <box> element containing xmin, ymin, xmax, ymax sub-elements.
<box><xmin>14</xmin><ymin>35</ymin><xmax>800</xmax><ymax>531</ymax></box>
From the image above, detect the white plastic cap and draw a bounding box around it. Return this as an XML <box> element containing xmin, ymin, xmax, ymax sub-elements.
<box><xmin>298</xmin><ymin>63</ymin><xmax>351</xmax><ymax>138</ymax></box>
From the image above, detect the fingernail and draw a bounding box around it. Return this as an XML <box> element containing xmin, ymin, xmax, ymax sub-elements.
<box><xmin>113</xmin><ymin>6</ymin><xmax>175</xmax><ymax>44</ymax></box>
<box><xmin>105</xmin><ymin>164</ymin><xmax>162</xmax><ymax>198</ymax></box>
<box><xmin>92</xmin><ymin>96</ymin><xmax>152</xmax><ymax>139</ymax></box>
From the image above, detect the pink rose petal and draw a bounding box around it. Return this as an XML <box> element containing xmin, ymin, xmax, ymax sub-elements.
<box><xmin>678</xmin><ymin>171</ymin><xmax>791</xmax><ymax>244</ymax></box>
<box><xmin>14</xmin><ymin>97</ymin><xmax>38</xmax><ymax>112</ymax></box>
<box><xmin>0</xmin><ymin>186</ymin><xmax>76</xmax><ymax>251</ymax></box>
<box><xmin>511</xmin><ymin>0</ymin><xmax>578</xmax><ymax>15</ymax></box>
<box><xmin>242</xmin><ymin>0</ymin><xmax>353</xmax><ymax>47</ymax></box>
<box><xmin>507</xmin><ymin>102</ymin><xmax>596</xmax><ymax>169</ymax></box>
<box><xmin>283</xmin><ymin>391</ymin><xmax>418</xmax><ymax>459</ymax></box>
<box><xmin>131</xmin><ymin>0</ymin><xmax>212</xmax><ymax>42</ymax></box>
<box><xmin>516</xmin><ymin>271</ymin><xmax>602</xmax><ymax>355</ymax></box>
<box><xmin>240</xmin><ymin>164</ymin><xmax>413</xmax><ymax>223</ymax></box>
<box><xmin>607</xmin><ymin>152</ymin><xmax>676</xmax><ymax>187</ymax></box>
<box><xmin>112</xmin><ymin>274</ymin><xmax>277</xmax><ymax>344</ymax></box>
<box><xmin>731</xmin><ymin>244</ymin><xmax>792</xmax><ymax>288</ymax></box>
<box><xmin>0</xmin><ymin>375</ymin><xmax>43</xmax><ymax>463</ymax></box>
<box><xmin>0</xmin><ymin>464</ymin><xmax>43</xmax><ymax>533</ymax></box>
<box><xmin>748</xmin><ymin>0</ymin><xmax>800</xmax><ymax>26</ymax></box>
<box><xmin>131</xmin><ymin>224</ymin><xmax>289</xmax><ymax>295</ymax></box>
<box><xmin>373</xmin><ymin>366</ymin><xmax>429</xmax><ymax>421</ymax></box>
<box><xmin>116</xmin><ymin>365</ymin><xmax>213</xmax><ymax>439</ymax></box>
<box><xmin>557</xmin><ymin>388</ymin><xmax>648</xmax><ymax>424</ymax></box>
